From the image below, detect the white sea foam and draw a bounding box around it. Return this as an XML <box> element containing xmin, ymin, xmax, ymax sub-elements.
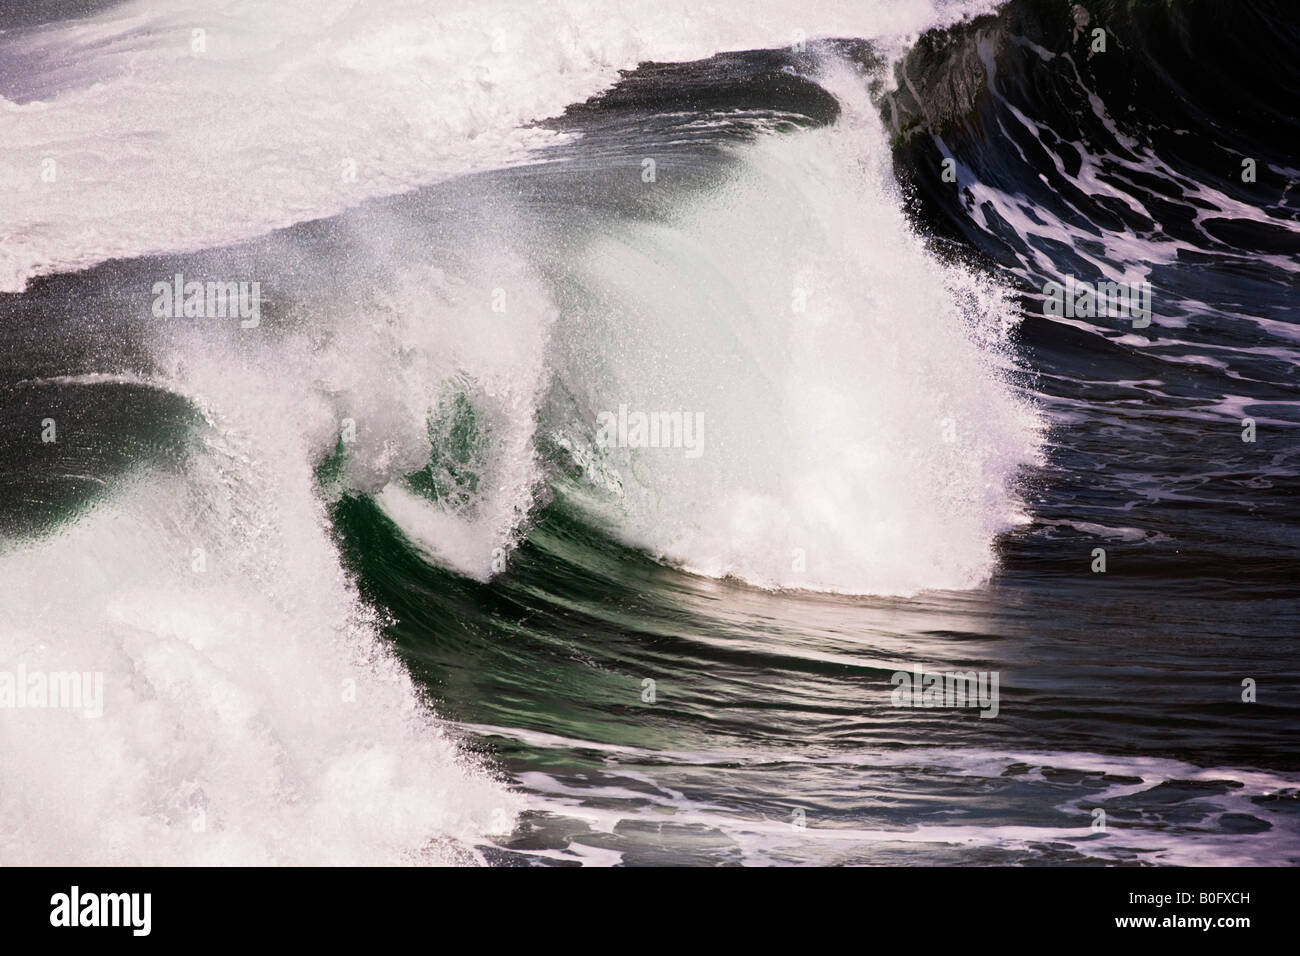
<box><xmin>1</xmin><ymin>0</ymin><xmax>1022</xmax><ymax>864</ymax></box>
<box><xmin>0</xmin><ymin>0</ymin><xmax>999</xmax><ymax>291</ymax></box>
<box><xmin>0</xmin><ymin>363</ymin><xmax>520</xmax><ymax>864</ymax></box>
<box><xmin>553</xmin><ymin>63</ymin><xmax>1043</xmax><ymax>593</ymax></box>
<box><xmin>465</xmin><ymin>728</ymin><xmax>1300</xmax><ymax>866</ymax></box>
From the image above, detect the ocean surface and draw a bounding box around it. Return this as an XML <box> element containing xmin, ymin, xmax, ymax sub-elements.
<box><xmin>1</xmin><ymin>0</ymin><xmax>1297</xmax><ymax>865</ymax></box>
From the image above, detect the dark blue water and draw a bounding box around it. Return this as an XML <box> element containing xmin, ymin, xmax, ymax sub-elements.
<box><xmin>2</xmin><ymin>0</ymin><xmax>1297</xmax><ymax>865</ymax></box>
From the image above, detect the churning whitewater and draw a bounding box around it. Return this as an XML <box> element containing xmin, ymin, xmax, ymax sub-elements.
<box><xmin>3</xmin><ymin>0</ymin><xmax>1298</xmax><ymax>867</ymax></box>
<box><xmin>1</xmin><ymin>0</ymin><xmax>1023</xmax><ymax>864</ymax></box>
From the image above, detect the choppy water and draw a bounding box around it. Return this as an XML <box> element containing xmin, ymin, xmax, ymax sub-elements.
<box><xmin>1</xmin><ymin>0</ymin><xmax>1297</xmax><ymax>865</ymax></box>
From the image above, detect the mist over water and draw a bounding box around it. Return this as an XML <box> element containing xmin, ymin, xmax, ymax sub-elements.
<box><xmin>545</xmin><ymin>65</ymin><xmax>1042</xmax><ymax>593</ymax></box>
<box><xmin>2</xmin><ymin>0</ymin><xmax>1298</xmax><ymax>866</ymax></box>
